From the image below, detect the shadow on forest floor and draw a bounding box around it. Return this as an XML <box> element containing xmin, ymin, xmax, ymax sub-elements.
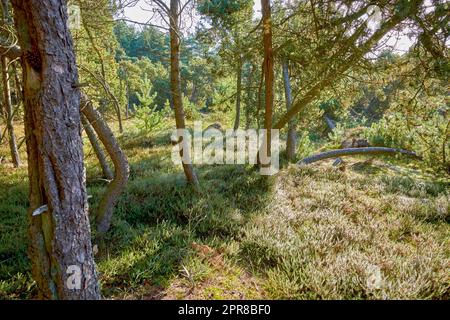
<box><xmin>1</xmin><ymin>123</ymin><xmax>449</xmax><ymax>299</ymax></box>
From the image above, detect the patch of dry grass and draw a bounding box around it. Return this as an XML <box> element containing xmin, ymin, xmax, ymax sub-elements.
<box><xmin>240</xmin><ymin>159</ymin><xmax>449</xmax><ymax>299</ymax></box>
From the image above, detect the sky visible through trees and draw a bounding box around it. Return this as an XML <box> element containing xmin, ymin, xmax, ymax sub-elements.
<box><xmin>121</xmin><ymin>0</ymin><xmax>417</xmax><ymax>53</ymax></box>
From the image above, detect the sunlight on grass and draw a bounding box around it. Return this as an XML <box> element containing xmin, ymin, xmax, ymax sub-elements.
<box><xmin>0</xmin><ymin>119</ymin><xmax>448</xmax><ymax>299</ymax></box>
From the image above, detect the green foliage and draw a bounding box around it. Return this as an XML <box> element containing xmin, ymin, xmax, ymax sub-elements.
<box><xmin>198</xmin><ymin>0</ymin><xmax>253</xmax><ymax>22</ymax></box>
<box><xmin>240</xmin><ymin>165</ymin><xmax>449</xmax><ymax>299</ymax></box>
<box><xmin>3</xmin><ymin>0</ymin><xmax>450</xmax><ymax>301</ymax></box>
<box><xmin>364</xmin><ymin>112</ymin><xmax>449</xmax><ymax>172</ymax></box>
<box><xmin>133</xmin><ymin>77</ymin><xmax>170</xmax><ymax>134</ymax></box>
<box><xmin>73</xmin><ymin>0</ymin><xmax>123</xmax><ymax>111</ymax></box>
<box><xmin>114</xmin><ymin>22</ymin><xmax>169</xmax><ymax>64</ymax></box>
<box><xmin>297</xmin><ymin>131</ymin><xmax>315</xmax><ymax>159</ymax></box>
<box><xmin>182</xmin><ymin>94</ymin><xmax>200</xmax><ymax>120</ymax></box>
<box><xmin>209</xmin><ymin>77</ymin><xmax>235</xmax><ymax>113</ymax></box>
<box><xmin>114</xmin><ymin>23</ymin><xmax>218</xmax><ymax>115</ymax></box>
<box><xmin>1</xmin><ymin>116</ymin><xmax>449</xmax><ymax>300</ymax></box>
<box><xmin>364</xmin><ymin>116</ymin><xmax>412</xmax><ymax>148</ymax></box>
<box><xmin>119</xmin><ymin>57</ymin><xmax>170</xmax><ymax>109</ymax></box>
<box><xmin>327</xmin><ymin>123</ymin><xmax>347</xmax><ymax>148</ymax></box>
<box><xmin>319</xmin><ymin>98</ymin><xmax>342</xmax><ymax>118</ymax></box>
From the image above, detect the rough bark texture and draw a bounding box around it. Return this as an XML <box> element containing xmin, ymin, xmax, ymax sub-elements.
<box><xmin>11</xmin><ymin>0</ymin><xmax>100</xmax><ymax>299</ymax></box>
<box><xmin>261</xmin><ymin>0</ymin><xmax>274</xmax><ymax>167</ymax></box>
<box><xmin>1</xmin><ymin>55</ymin><xmax>21</xmax><ymax>167</ymax></box>
<box><xmin>298</xmin><ymin>147</ymin><xmax>420</xmax><ymax>165</ymax></box>
<box><xmin>233</xmin><ymin>58</ymin><xmax>243</xmax><ymax>131</ymax></box>
<box><xmin>282</xmin><ymin>59</ymin><xmax>297</xmax><ymax>162</ymax></box>
<box><xmin>81</xmin><ymin>97</ymin><xmax>129</xmax><ymax>234</ymax></box>
<box><xmin>81</xmin><ymin>114</ymin><xmax>113</xmax><ymax>181</ymax></box>
<box><xmin>169</xmin><ymin>0</ymin><xmax>199</xmax><ymax>188</ymax></box>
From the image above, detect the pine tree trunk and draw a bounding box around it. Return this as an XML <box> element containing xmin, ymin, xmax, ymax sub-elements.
<box><xmin>245</xmin><ymin>64</ymin><xmax>254</xmax><ymax>130</ymax></box>
<box><xmin>261</xmin><ymin>0</ymin><xmax>274</xmax><ymax>171</ymax></box>
<box><xmin>11</xmin><ymin>0</ymin><xmax>100</xmax><ymax>299</ymax></box>
<box><xmin>1</xmin><ymin>1</ymin><xmax>20</xmax><ymax>167</ymax></box>
<box><xmin>233</xmin><ymin>58</ymin><xmax>243</xmax><ymax>131</ymax></box>
<box><xmin>323</xmin><ymin>113</ymin><xmax>336</xmax><ymax>130</ymax></box>
<box><xmin>169</xmin><ymin>0</ymin><xmax>199</xmax><ymax>188</ymax></box>
<box><xmin>81</xmin><ymin>97</ymin><xmax>129</xmax><ymax>234</ymax></box>
<box><xmin>282</xmin><ymin>59</ymin><xmax>297</xmax><ymax>162</ymax></box>
<box><xmin>1</xmin><ymin>56</ymin><xmax>21</xmax><ymax>167</ymax></box>
<box><xmin>81</xmin><ymin>114</ymin><xmax>113</xmax><ymax>180</ymax></box>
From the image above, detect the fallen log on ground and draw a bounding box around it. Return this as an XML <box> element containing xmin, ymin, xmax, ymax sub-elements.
<box><xmin>298</xmin><ymin>147</ymin><xmax>420</xmax><ymax>165</ymax></box>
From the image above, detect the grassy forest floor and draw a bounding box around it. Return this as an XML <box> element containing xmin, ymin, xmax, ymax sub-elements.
<box><xmin>0</xmin><ymin>117</ymin><xmax>449</xmax><ymax>300</ymax></box>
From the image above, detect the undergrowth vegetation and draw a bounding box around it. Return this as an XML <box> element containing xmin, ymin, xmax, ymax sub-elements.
<box><xmin>1</xmin><ymin>119</ymin><xmax>448</xmax><ymax>300</ymax></box>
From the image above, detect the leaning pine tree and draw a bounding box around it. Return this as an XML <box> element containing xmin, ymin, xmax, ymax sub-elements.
<box><xmin>169</xmin><ymin>0</ymin><xmax>200</xmax><ymax>188</ymax></box>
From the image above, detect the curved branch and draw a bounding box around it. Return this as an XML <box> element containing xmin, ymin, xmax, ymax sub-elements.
<box><xmin>81</xmin><ymin>114</ymin><xmax>114</xmax><ymax>180</ymax></box>
<box><xmin>81</xmin><ymin>96</ymin><xmax>129</xmax><ymax>234</ymax></box>
<box><xmin>298</xmin><ymin>147</ymin><xmax>420</xmax><ymax>165</ymax></box>
<box><xmin>0</xmin><ymin>41</ymin><xmax>21</xmax><ymax>59</ymax></box>
<box><xmin>0</xmin><ymin>30</ymin><xmax>21</xmax><ymax>59</ymax></box>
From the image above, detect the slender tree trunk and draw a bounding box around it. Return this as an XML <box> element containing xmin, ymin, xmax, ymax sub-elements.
<box><xmin>282</xmin><ymin>59</ymin><xmax>297</xmax><ymax>162</ymax></box>
<box><xmin>1</xmin><ymin>1</ymin><xmax>20</xmax><ymax>167</ymax></box>
<box><xmin>81</xmin><ymin>97</ymin><xmax>129</xmax><ymax>234</ymax></box>
<box><xmin>233</xmin><ymin>58</ymin><xmax>243</xmax><ymax>131</ymax></box>
<box><xmin>323</xmin><ymin>113</ymin><xmax>336</xmax><ymax>130</ymax></box>
<box><xmin>125</xmin><ymin>79</ymin><xmax>130</xmax><ymax>118</ymax></box>
<box><xmin>0</xmin><ymin>0</ymin><xmax>6</xmax><ymax>139</ymax></box>
<box><xmin>11</xmin><ymin>0</ymin><xmax>100</xmax><ymax>299</ymax></box>
<box><xmin>169</xmin><ymin>0</ymin><xmax>199</xmax><ymax>188</ymax></box>
<box><xmin>261</xmin><ymin>0</ymin><xmax>274</xmax><ymax>170</ymax></box>
<box><xmin>81</xmin><ymin>114</ymin><xmax>113</xmax><ymax>180</ymax></box>
<box><xmin>1</xmin><ymin>56</ymin><xmax>20</xmax><ymax>167</ymax></box>
<box><xmin>13</xmin><ymin>62</ymin><xmax>23</xmax><ymax>102</ymax></box>
<box><xmin>256</xmin><ymin>61</ymin><xmax>264</xmax><ymax>131</ymax></box>
<box><xmin>245</xmin><ymin>63</ymin><xmax>254</xmax><ymax>130</ymax></box>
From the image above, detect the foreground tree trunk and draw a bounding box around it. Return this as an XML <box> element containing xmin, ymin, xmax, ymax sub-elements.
<box><xmin>260</xmin><ymin>0</ymin><xmax>274</xmax><ymax>171</ymax></box>
<box><xmin>169</xmin><ymin>0</ymin><xmax>199</xmax><ymax>188</ymax></box>
<box><xmin>282</xmin><ymin>59</ymin><xmax>297</xmax><ymax>162</ymax></box>
<box><xmin>11</xmin><ymin>0</ymin><xmax>100</xmax><ymax>299</ymax></box>
<box><xmin>81</xmin><ymin>97</ymin><xmax>129</xmax><ymax>234</ymax></box>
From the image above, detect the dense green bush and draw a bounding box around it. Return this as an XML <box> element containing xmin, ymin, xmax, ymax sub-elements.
<box><xmin>133</xmin><ymin>77</ymin><xmax>171</xmax><ymax>134</ymax></box>
<box><xmin>364</xmin><ymin>112</ymin><xmax>449</xmax><ymax>172</ymax></box>
<box><xmin>297</xmin><ymin>131</ymin><xmax>315</xmax><ymax>159</ymax></box>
